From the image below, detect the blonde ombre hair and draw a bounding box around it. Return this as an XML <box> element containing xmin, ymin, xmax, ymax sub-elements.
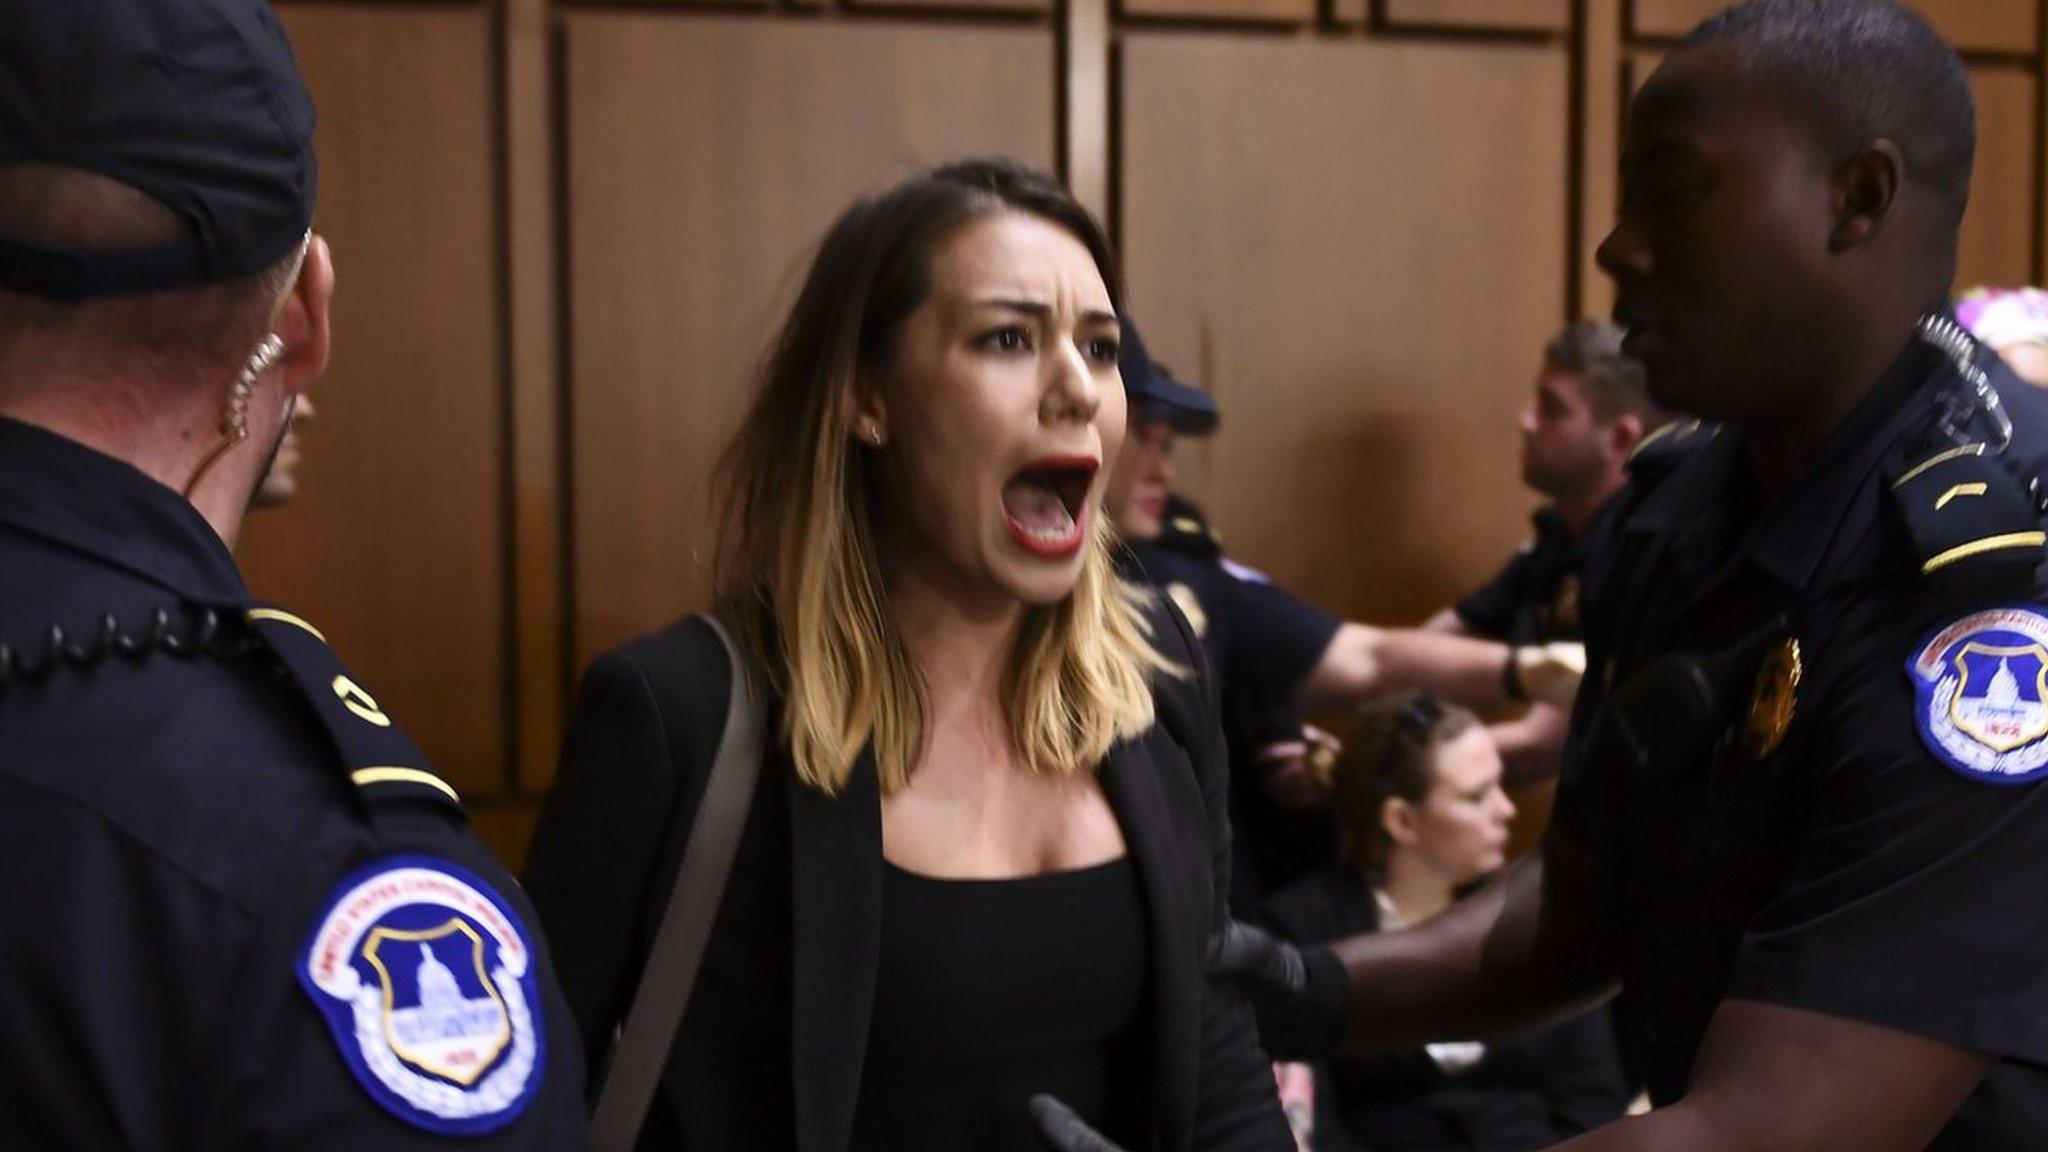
<box><xmin>716</xmin><ymin>159</ymin><xmax>1176</xmax><ymax>796</ymax></box>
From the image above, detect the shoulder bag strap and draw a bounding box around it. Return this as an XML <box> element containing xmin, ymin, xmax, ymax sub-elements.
<box><xmin>590</xmin><ymin>612</ymin><xmax>766</xmax><ymax>1152</ymax></box>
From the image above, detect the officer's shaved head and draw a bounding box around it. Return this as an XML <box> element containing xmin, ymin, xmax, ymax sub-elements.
<box><xmin>1681</xmin><ymin>0</ymin><xmax>1975</xmax><ymax>222</ymax></box>
<box><xmin>0</xmin><ymin>165</ymin><xmax>296</xmax><ymax>381</ymax></box>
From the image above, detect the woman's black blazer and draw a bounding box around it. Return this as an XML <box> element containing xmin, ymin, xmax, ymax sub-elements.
<box><xmin>524</xmin><ymin>598</ymin><xmax>1292</xmax><ymax>1152</ymax></box>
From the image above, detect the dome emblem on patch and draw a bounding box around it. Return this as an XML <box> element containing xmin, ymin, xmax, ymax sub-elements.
<box><xmin>299</xmin><ymin>856</ymin><xmax>544</xmax><ymax>1135</ymax></box>
<box><xmin>1909</xmin><ymin>606</ymin><xmax>2048</xmax><ymax>784</ymax></box>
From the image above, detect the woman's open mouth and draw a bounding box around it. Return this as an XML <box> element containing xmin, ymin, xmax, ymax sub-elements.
<box><xmin>1001</xmin><ymin>456</ymin><xmax>1096</xmax><ymax>559</ymax></box>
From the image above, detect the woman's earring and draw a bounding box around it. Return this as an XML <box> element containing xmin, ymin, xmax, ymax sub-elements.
<box><xmin>224</xmin><ymin>334</ymin><xmax>287</xmax><ymax>443</ymax></box>
<box><xmin>862</xmin><ymin>421</ymin><xmax>886</xmax><ymax>447</ymax></box>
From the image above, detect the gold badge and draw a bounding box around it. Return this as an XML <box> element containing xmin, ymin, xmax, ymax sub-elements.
<box><xmin>1166</xmin><ymin>582</ymin><xmax>1208</xmax><ymax>638</ymax></box>
<box><xmin>1742</xmin><ymin>637</ymin><xmax>1802</xmax><ymax>758</ymax></box>
<box><xmin>1549</xmin><ymin>572</ymin><xmax>1581</xmax><ymax>634</ymax></box>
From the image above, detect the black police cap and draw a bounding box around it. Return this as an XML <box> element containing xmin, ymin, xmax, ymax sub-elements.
<box><xmin>1120</xmin><ymin>316</ymin><xmax>1220</xmax><ymax>436</ymax></box>
<box><xmin>0</xmin><ymin>0</ymin><xmax>317</xmax><ymax>301</ymax></box>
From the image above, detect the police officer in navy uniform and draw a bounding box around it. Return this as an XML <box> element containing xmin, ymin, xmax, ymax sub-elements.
<box><xmin>1447</xmin><ymin>322</ymin><xmax>1666</xmax><ymax>653</ymax></box>
<box><xmin>1215</xmin><ymin>3</ymin><xmax>2048</xmax><ymax>1148</ymax></box>
<box><xmin>1105</xmin><ymin>321</ymin><xmax>1348</xmax><ymax>914</ymax></box>
<box><xmin>1393</xmin><ymin>319</ymin><xmax>1673</xmax><ymax>785</ymax></box>
<box><xmin>0</xmin><ymin>3</ymin><xmax>587</xmax><ymax>1147</ymax></box>
<box><xmin>1106</xmin><ymin>322</ymin><xmax>1593</xmax><ymax>911</ymax></box>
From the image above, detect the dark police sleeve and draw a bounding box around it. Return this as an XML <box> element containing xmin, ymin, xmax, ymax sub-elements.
<box><xmin>1453</xmin><ymin>547</ymin><xmax>1535</xmax><ymax>642</ymax></box>
<box><xmin>1217</xmin><ymin>562</ymin><xmax>1341</xmax><ymax>703</ymax></box>
<box><xmin>0</xmin><ymin>649</ymin><xmax>590</xmax><ymax>1150</ymax></box>
<box><xmin>1724</xmin><ymin>609</ymin><xmax>2048</xmax><ymax>1065</ymax></box>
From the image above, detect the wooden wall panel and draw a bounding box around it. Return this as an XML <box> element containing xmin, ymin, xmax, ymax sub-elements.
<box><xmin>566</xmin><ymin>14</ymin><xmax>1056</xmax><ymax>664</ymax></box>
<box><xmin>505</xmin><ymin>0</ymin><xmax>565</xmax><ymax>798</ymax></box>
<box><xmin>1382</xmin><ymin>0</ymin><xmax>1569</xmax><ymax>32</ymax></box>
<box><xmin>242</xmin><ymin>6</ymin><xmax>505</xmax><ymax>798</ymax></box>
<box><xmin>849</xmin><ymin>0</ymin><xmax>1047</xmax><ymax>10</ymax></box>
<box><xmin>1119</xmin><ymin>0</ymin><xmax>1314</xmax><ymax>23</ymax></box>
<box><xmin>1067</xmin><ymin>0</ymin><xmax>1113</xmax><ymax>220</ymax></box>
<box><xmin>1631</xmin><ymin>0</ymin><xmax>2037</xmax><ymax>53</ymax></box>
<box><xmin>1121</xmin><ymin>35</ymin><xmax>1569</xmax><ymax>625</ymax></box>
<box><xmin>1578</xmin><ymin>0</ymin><xmax>1624</xmax><ymax>320</ymax></box>
<box><xmin>1959</xmin><ymin>66</ymin><xmax>2038</xmax><ymax>290</ymax></box>
<box><xmin>1625</xmin><ymin>48</ymin><xmax>1662</xmax><ymax>94</ymax></box>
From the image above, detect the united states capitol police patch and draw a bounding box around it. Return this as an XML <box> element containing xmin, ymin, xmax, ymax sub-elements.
<box><xmin>299</xmin><ymin>856</ymin><xmax>544</xmax><ymax>1135</ymax></box>
<box><xmin>1909</xmin><ymin>606</ymin><xmax>2048</xmax><ymax>785</ymax></box>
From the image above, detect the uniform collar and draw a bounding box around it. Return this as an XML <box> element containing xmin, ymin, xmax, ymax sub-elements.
<box><xmin>1531</xmin><ymin>505</ymin><xmax>1576</xmax><ymax>546</ymax></box>
<box><xmin>0</xmin><ymin>414</ymin><xmax>249</xmax><ymax>606</ymax></box>
<box><xmin>1622</xmin><ymin>336</ymin><xmax>1942</xmax><ymax>593</ymax></box>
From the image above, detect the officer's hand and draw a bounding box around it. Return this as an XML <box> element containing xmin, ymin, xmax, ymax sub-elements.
<box><xmin>1252</xmin><ymin>725</ymin><xmax>1341</xmax><ymax>810</ymax></box>
<box><xmin>1208</xmin><ymin>919</ymin><xmax>1309</xmax><ymax>1003</ymax></box>
<box><xmin>1212</xmin><ymin>920</ymin><xmax>1351</xmax><ymax>1060</ymax></box>
<box><xmin>1030</xmin><ymin>1094</ymin><xmax>1130</xmax><ymax>1152</ymax></box>
<box><xmin>1512</xmin><ymin>641</ymin><xmax>1586</xmax><ymax>708</ymax></box>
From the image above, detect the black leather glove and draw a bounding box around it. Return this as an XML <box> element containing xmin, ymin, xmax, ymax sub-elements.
<box><xmin>1208</xmin><ymin>919</ymin><xmax>1349</xmax><ymax>1060</ymax></box>
<box><xmin>1208</xmin><ymin>919</ymin><xmax>1308</xmax><ymax>999</ymax></box>
<box><xmin>1030</xmin><ymin>1094</ymin><xmax>1129</xmax><ymax>1152</ymax></box>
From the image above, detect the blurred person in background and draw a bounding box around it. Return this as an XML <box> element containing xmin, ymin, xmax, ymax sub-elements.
<box><xmin>1105</xmin><ymin>325</ymin><xmax>1551</xmax><ymax>912</ymax></box>
<box><xmin>1956</xmin><ymin>286</ymin><xmax>2048</xmax><ymax>386</ymax></box>
<box><xmin>1397</xmin><ymin>321</ymin><xmax>1673</xmax><ymax>787</ymax></box>
<box><xmin>1104</xmin><ymin>322</ymin><xmax>1639</xmax><ymax>911</ymax></box>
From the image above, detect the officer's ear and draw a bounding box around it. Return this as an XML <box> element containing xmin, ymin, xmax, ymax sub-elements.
<box><xmin>272</xmin><ymin>234</ymin><xmax>333</xmax><ymax>395</ymax></box>
<box><xmin>1829</xmin><ymin>139</ymin><xmax>1903</xmax><ymax>253</ymax></box>
<box><xmin>1605</xmin><ymin>413</ymin><xmax>1645</xmax><ymax>462</ymax></box>
<box><xmin>1381</xmin><ymin>796</ymin><xmax>1422</xmax><ymax>850</ymax></box>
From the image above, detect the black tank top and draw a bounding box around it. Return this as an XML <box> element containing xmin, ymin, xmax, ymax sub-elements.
<box><xmin>848</xmin><ymin>855</ymin><xmax>1148</xmax><ymax>1152</ymax></box>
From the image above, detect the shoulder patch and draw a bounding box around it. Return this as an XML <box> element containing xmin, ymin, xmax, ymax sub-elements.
<box><xmin>1218</xmin><ymin>557</ymin><xmax>1272</xmax><ymax>586</ymax></box>
<box><xmin>1908</xmin><ymin>606</ymin><xmax>2048</xmax><ymax>785</ymax></box>
<box><xmin>299</xmin><ymin>856</ymin><xmax>544</xmax><ymax>1135</ymax></box>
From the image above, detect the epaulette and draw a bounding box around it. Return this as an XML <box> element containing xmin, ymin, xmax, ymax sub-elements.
<box><xmin>1156</xmin><ymin>493</ymin><xmax>1223</xmax><ymax>560</ymax></box>
<box><xmin>1885</xmin><ymin>443</ymin><xmax>2046</xmax><ymax>598</ymax></box>
<box><xmin>244</xmin><ymin>603</ymin><xmax>466</xmax><ymax>820</ymax></box>
<box><xmin>1626</xmin><ymin>418</ymin><xmax>1716</xmax><ymax>487</ymax></box>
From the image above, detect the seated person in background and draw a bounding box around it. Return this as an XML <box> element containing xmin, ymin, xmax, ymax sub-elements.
<box><xmin>1956</xmin><ymin>286</ymin><xmax>2048</xmax><ymax>386</ymax></box>
<box><xmin>1261</xmin><ymin>695</ymin><xmax>1629</xmax><ymax>1152</ymax></box>
<box><xmin>1107</xmin><ymin>322</ymin><xmax>1528</xmax><ymax>911</ymax></box>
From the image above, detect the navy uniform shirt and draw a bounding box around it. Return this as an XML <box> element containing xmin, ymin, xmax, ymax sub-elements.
<box><xmin>1123</xmin><ymin>495</ymin><xmax>1341</xmax><ymax>912</ymax></box>
<box><xmin>1458</xmin><ymin>424</ymin><xmax>1701</xmax><ymax>648</ymax></box>
<box><xmin>1455</xmin><ymin>507</ymin><xmax>1589</xmax><ymax>645</ymax></box>
<box><xmin>1558</xmin><ymin>331</ymin><xmax>2048</xmax><ymax>1148</ymax></box>
<box><xmin>0</xmin><ymin>417</ymin><xmax>588</xmax><ymax>1149</ymax></box>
